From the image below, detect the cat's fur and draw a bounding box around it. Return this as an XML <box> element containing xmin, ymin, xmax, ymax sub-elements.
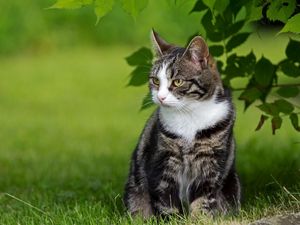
<box><xmin>124</xmin><ymin>30</ymin><xmax>241</xmax><ymax>218</ymax></box>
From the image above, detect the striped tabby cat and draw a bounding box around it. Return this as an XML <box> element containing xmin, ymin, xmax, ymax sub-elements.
<box><xmin>124</xmin><ymin>30</ymin><xmax>241</xmax><ymax>218</ymax></box>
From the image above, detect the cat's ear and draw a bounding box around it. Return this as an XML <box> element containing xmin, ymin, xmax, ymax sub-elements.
<box><xmin>151</xmin><ymin>29</ymin><xmax>174</xmax><ymax>57</ymax></box>
<box><xmin>183</xmin><ymin>36</ymin><xmax>209</xmax><ymax>69</ymax></box>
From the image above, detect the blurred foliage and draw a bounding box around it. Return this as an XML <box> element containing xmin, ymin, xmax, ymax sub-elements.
<box><xmin>0</xmin><ymin>0</ymin><xmax>95</xmax><ymax>54</ymax></box>
<box><xmin>0</xmin><ymin>0</ymin><xmax>198</xmax><ymax>54</ymax></box>
<box><xmin>51</xmin><ymin>0</ymin><xmax>300</xmax><ymax>35</ymax></box>
<box><xmin>51</xmin><ymin>0</ymin><xmax>149</xmax><ymax>21</ymax></box>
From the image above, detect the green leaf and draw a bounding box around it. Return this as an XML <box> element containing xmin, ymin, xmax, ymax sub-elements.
<box><xmin>121</xmin><ymin>0</ymin><xmax>148</xmax><ymax>19</ymax></box>
<box><xmin>224</xmin><ymin>20</ymin><xmax>245</xmax><ymax>38</ymax></box>
<box><xmin>202</xmin><ymin>0</ymin><xmax>215</xmax><ymax>11</ymax></box>
<box><xmin>125</xmin><ymin>47</ymin><xmax>153</xmax><ymax>66</ymax></box>
<box><xmin>267</xmin><ymin>0</ymin><xmax>296</xmax><ymax>23</ymax></box>
<box><xmin>257</xmin><ymin>99</ymin><xmax>294</xmax><ymax>116</ymax></box>
<box><xmin>235</xmin><ymin>5</ymin><xmax>247</xmax><ymax>21</ymax></box>
<box><xmin>202</xmin><ymin>10</ymin><xmax>223</xmax><ymax>42</ymax></box>
<box><xmin>273</xmin><ymin>99</ymin><xmax>294</xmax><ymax>114</ymax></box>
<box><xmin>239</xmin><ymin>87</ymin><xmax>261</xmax><ymax>109</ymax></box>
<box><xmin>255</xmin><ymin>114</ymin><xmax>269</xmax><ymax>131</ymax></box>
<box><xmin>271</xmin><ymin>116</ymin><xmax>282</xmax><ymax>134</ymax></box>
<box><xmin>226</xmin><ymin>32</ymin><xmax>250</xmax><ymax>52</ymax></box>
<box><xmin>214</xmin><ymin>0</ymin><xmax>229</xmax><ymax>13</ymax></box>
<box><xmin>224</xmin><ymin>52</ymin><xmax>256</xmax><ymax>81</ymax></box>
<box><xmin>50</xmin><ymin>0</ymin><xmax>92</xmax><ymax>9</ymax></box>
<box><xmin>285</xmin><ymin>39</ymin><xmax>300</xmax><ymax>62</ymax></box>
<box><xmin>279</xmin><ymin>13</ymin><xmax>300</xmax><ymax>34</ymax></box>
<box><xmin>95</xmin><ymin>0</ymin><xmax>115</xmax><ymax>23</ymax></box>
<box><xmin>246</xmin><ymin>3</ymin><xmax>263</xmax><ymax>22</ymax></box>
<box><xmin>127</xmin><ymin>65</ymin><xmax>151</xmax><ymax>86</ymax></box>
<box><xmin>202</xmin><ymin>10</ymin><xmax>240</xmax><ymax>42</ymax></box>
<box><xmin>289</xmin><ymin>113</ymin><xmax>300</xmax><ymax>131</ymax></box>
<box><xmin>254</xmin><ymin>56</ymin><xmax>275</xmax><ymax>86</ymax></box>
<box><xmin>243</xmin><ymin>51</ymin><xmax>256</xmax><ymax>74</ymax></box>
<box><xmin>217</xmin><ymin>60</ymin><xmax>224</xmax><ymax>73</ymax></box>
<box><xmin>224</xmin><ymin>54</ymin><xmax>242</xmax><ymax>78</ymax></box>
<box><xmin>209</xmin><ymin>45</ymin><xmax>223</xmax><ymax>57</ymax></box>
<box><xmin>190</xmin><ymin>0</ymin><xmax>208</xmax><ymax>13</ymax></box>
<box><xmin>279</xmin><ymin>59</ymin><xmax>300</xmax><ymax>77</ymax></box>
<box><xmin>140</xmin><ymin>92</ymin><xmax>154</xmax><ymax>110</ymax></box>
<box><xmin>206</xmin><ymin>31</ymin><xmax>224</xmax><ymax>42</ymax></box>
<box><xmin>277</xmin><ymin>86</ymin><xmax>299</xmax><ymax>98</ymax></box>
<box><xmin>257</xmin><ymin>103</ymin><xmax>280</xmax><ymax>116</ymax></box>
<box><xmin>228</xmin><ymin>0</ymin><xmax>251</xmax><ymax>17</ymax></box>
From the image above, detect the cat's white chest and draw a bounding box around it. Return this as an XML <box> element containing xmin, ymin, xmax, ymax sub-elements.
<box><xmin>159</xmin><ymin>98</ymin><xmax>229</xmax><ymax>142</ymax></box>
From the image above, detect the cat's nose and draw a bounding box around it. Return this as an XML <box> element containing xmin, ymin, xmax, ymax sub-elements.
<box><xmin>158</xmin><ymin>96</ymin><xmax>166</xmax><ymax>102</ymax></box>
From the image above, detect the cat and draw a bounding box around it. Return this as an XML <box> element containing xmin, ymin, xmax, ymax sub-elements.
<box><xmin>124</xmin><ymin>30</ymin><xmax>241</xmax><ymax>218</ymax></box>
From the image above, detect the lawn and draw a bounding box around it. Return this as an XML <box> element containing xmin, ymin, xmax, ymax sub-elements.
<box><xmin>0</xmin><ymin>46</ymin><xmax>299</xmax><ymax>224</ymax></box>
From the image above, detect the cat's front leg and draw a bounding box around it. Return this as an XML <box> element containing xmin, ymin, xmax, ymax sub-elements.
<box><xmin>124</xmin><ymin>159</ymin><xmax>153</xmax><ymax>219</ymax></box>
<box><xmin>150</xmin><ymin>179</ymin><xmax>181</xmax><ymax>217</ymax></box>
<box><xmin>124</xmin><ymin>182</ymin><xmax>153</xmax><ymax>218</ymax></box>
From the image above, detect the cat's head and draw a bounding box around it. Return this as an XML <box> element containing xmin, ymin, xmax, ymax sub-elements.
<box><xmin>149</xmin><ymin>29</ymin><xmax>223</xmax><ymax>109</ymax></box>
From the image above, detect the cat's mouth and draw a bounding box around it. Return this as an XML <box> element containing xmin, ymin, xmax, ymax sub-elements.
<box><xmin>158</xmin><ymin>102</ymin><xmax>173</xmax><ymax>108</ymax></box>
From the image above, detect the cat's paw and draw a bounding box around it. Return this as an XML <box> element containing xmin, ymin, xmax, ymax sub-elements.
<box><xmin>190</xmin><ymin>197</ymin><xmax>219</xmax><ymax>218</ymax></box>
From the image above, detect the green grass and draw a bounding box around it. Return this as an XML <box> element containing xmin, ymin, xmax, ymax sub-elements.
<box><xmin>0</xmin><ymin>46</ymin><xmax>299</xmax><ymax>224</ymax></box>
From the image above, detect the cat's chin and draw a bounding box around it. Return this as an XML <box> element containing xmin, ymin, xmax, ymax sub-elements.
<box><xmin>152</xmin><ymin>100</ymin><xmax>173</xmax><ymax>108</ymax></box>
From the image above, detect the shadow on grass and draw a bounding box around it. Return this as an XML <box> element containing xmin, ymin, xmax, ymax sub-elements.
<box><xmin>237</xmin><ymin>139</ymin><xmax>300</xmax><ymax>209</ymax></box>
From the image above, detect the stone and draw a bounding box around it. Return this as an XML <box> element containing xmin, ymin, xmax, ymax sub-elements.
<box><xmin>250</xmin><ymin>213</ymin><xmax>300</xmax><ymax>225</ymax></box>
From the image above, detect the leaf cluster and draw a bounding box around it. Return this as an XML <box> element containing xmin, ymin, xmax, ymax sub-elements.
<box><xmin>50</xmin><ymin>0</ymin><xmax>149</xmax><ymax>22</ymax></box>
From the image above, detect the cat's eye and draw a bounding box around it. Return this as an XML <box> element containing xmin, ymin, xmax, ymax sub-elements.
<box><xmin>151</xmin><ymin>77</ymin><xmax>160</xmax><ymax>86</ymax></box>
<box><xmin>173</xmin><ymin>79</ymin><xmax>184</xmax><ymax>87</ymax></box>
